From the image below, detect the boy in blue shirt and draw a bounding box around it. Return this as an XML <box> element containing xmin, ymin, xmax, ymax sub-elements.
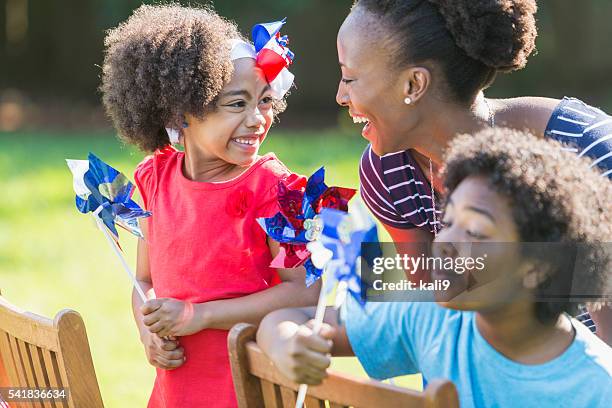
<box><xmin>257</xmin><ymin>128</ymin><xmax>612</xmax><ymax>408</ymax></box>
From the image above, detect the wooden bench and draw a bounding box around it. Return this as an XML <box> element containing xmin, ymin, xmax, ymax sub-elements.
<box><xmin>0</xmin><ymin>293</ymin><xmax>104</xmax><ymax>407</ymax></box>
<box><xmin>228</xmin><ymin>323</ymin><xmax>459</xmax><ymax>408</ymax></box>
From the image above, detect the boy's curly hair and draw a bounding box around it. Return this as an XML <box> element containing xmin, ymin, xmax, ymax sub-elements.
<box><xmin>101</xmin><ymin>4</ymin><xmax>287</xmax><ymax>152</ymax></box>
<box><xmin>442</xmin><ymin>128</ymin><xmax>611</xmax><ymax>322</ymax></box>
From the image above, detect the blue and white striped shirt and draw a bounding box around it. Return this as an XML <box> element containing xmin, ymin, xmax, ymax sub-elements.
<box><xmin>359</xmin><ymin>97</ymin><xmax>612</xmax><ymax>332</ymax></box>
<box><xmin>360</xmin><ymin>97</ymin><xmax>611</xmax><ymax>231</ymax></box>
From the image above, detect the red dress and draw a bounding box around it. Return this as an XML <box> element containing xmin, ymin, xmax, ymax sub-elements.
<box><xmin>134</xmin><ymin>146</ymin><xmax>304</xmax><ymax>407</ymax></box>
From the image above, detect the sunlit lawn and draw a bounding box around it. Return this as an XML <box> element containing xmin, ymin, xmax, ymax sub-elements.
<box><xmin>0</xmin><ymin>129</ymin><xmax>420</xmax><ymax>407</ymax></box>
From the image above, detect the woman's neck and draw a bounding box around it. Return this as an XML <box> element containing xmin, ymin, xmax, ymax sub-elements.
<box><xmin>411</xmin><ymin>93</ymin><xmax>493</xmax><ymax>167</ymax></box>
<box><xmin>475</xmin><ymin>302</ymin><xmax>575</xmax><ymax>365</ymax></box>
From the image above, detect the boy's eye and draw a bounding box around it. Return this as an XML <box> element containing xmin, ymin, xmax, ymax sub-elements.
<box><xmin>466</xmin><ymin>230</ymin><xmax>489</xmax><ymax>240</ymax></box>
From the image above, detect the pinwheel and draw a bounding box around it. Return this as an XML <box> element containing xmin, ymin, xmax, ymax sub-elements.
<box><xmin>257</xmin><ymin>167</ymin><xmax>356</xmax><ymax>286</ymax></box>
<box><xmin>296</xmin><ymin>202</ymin><xmax>381</xmax><ymax>408</ymax></box>
<box><xmin>66</xmin><ymin>153</ymin><xmax>151</xmax><ymax>301</ymax></box>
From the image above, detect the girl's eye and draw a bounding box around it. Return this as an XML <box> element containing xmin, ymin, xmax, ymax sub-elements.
<box><xmin>226</xmin><ymin>101</ymin><xmax>246</xmax><ymax>108</ymax></box>
<box><xmin>260</xmin><ymin>96</ymin><xmax>273</xmax><ymax>105</ymax></box>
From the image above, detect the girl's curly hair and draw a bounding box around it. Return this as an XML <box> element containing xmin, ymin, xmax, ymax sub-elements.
<box><xmin>101</xmin><ymin>4</ymin><xmax>286</xmax><ymax>152</ymax></box>
<box><xmin>442</xmin><ymin>128</ymin><xmax>611</xmax><ymax>322</ymax></box>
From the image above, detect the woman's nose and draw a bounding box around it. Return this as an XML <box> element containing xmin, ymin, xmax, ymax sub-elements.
<box><xmin>336</xmin><ymin>81</ymin><xmax>349</xmax><ymax>106</ymax></box>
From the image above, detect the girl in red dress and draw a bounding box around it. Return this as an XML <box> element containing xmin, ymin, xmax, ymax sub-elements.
<box><xmin>100</xmin><ymin>5</ymin><xmax>319</xmax><ymax>407</ymax></box>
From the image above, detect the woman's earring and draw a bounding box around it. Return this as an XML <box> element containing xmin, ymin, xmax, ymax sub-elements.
<box><xmin>404</xmin><ymin>97</ymin><xmax>412</xmax><ymax>105</ymax></box>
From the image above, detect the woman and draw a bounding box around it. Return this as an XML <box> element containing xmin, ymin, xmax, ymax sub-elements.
<box><xmin>336</xmin><ymin>0</ymin><xmax>611</xmax><ymax>340</ymax></box>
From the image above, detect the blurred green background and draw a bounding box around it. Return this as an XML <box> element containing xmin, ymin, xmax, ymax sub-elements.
<box><xmin>0</xmin><ymin>0</ymin><xmax>611</xmax><ymax>130</ymax></box>
<box><xmin>1</xmin><ymin>0</ymin><xmax>611</xmax><ymax>406</ymax></box>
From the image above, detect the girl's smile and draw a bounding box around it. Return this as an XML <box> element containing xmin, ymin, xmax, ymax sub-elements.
<box><xmin>182</xmin><ymin>58</ymin><xmax>275</xmax><ymax>182</ymax></box>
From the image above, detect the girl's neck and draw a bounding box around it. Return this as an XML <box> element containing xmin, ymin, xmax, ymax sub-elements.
<box><xmin>182</xmin><ymin>145</ymin><xmax>250</xmax><ymax>183</ymax></box>
<box><xmin>475</xmin><ymin>302</ymin><xmax>575</xmax><ymax>365</ymax></box>
<box><xmin>411</xmin><ymin>93</ymin><xmax>493</xmax><ymax>168</ymax></box>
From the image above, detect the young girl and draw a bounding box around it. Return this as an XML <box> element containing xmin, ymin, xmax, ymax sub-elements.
<box><xmin>101</xmin><ymin>5</ymin><xmax>319</xmax><ymax>407</ymax></box>
<box><xmin>257</xmin><ymin>128</ymin><xmax>612</xmax><ymax>408</ymax></box>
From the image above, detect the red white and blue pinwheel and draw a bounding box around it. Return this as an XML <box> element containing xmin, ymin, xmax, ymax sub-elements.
<box><xmin>257</xmin><ymin>167</ymin><xmax>356</xmax><ymax>286</ymax></box>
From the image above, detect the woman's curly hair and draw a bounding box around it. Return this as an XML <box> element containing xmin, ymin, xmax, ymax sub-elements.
<box><xmin>442</xmin><ymin>128</ymin><xmax>611</xmax><ymax>322</ymax></box>
<box><xmin>101</xmin><ymin>4</ymin><xmax>287</xmax><ymax>152</ymax></box>
<box><xmin>354</xmin><ymin>0</ymin><xmax>537</xmax><ymax>104</ymax></box>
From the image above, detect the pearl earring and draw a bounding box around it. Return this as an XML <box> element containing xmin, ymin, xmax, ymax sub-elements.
<box><xmin>404</xmin><ymin>97</ymin><xmax>412</xmax><ymax>105</ymax></box>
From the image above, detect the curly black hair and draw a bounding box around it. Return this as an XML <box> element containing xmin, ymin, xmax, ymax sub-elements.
<box><xmin>442</xmin><ymin>128</ymin><xmax>611</xmax><ymax>323</ymax></box>
<box><xmin>101</xmin><ymin>4</ymin><xmax>287</xmax><ymax>153</ymax></box>
<box><xmin>353</xmin><ymin>0</ymin><xmax>537</xmax><ymax>105</ymax></box>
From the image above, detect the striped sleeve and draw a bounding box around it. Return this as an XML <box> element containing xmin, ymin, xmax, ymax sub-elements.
<box><xmin>545</xmin><ymin>97</ymin><xmax>612</xmax><ymax>178</ymax></box>
<box><xmin>359</xmin><ymin>145</ymin><xmax>417</xmax><ymax>229</ymax></box>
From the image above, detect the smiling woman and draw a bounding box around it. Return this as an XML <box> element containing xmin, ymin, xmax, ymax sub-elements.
<box><xmin>333</xmin><ymin>0</ymin><xmax>612</xmax><ymax>340</ymax></box>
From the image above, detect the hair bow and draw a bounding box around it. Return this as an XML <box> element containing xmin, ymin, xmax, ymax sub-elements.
<box><xmin>231</xmin><ymin>18</ymin><xmax>295</xmax><ymax>98</ymax></box>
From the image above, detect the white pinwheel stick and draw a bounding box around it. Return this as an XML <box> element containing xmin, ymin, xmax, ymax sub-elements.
<box><xmin>92</xmin><ymin>211</ymin><xmax>147</xmax><ymax>303</ymax></box>
<box><xmin>295</xmin><ymin>267</ymin><xmax>329</xmax><ymax>408</ymax></box>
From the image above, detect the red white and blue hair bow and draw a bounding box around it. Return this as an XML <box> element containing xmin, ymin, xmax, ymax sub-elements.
<box><xmin>230</xmin><ymin>18</ymin><xmax>295</xmax><ymax>99</ymax></box>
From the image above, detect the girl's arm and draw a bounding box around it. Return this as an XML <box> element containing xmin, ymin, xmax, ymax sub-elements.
<box><xmin>141</xmin><ymin>238</ymin><xmax>321</xmax><ymax>336</ymax></box>
<box><xmin>133</xmin><ymin>221</ymin><xmax>185</xmax><ymax>370</ymax></box>
<box><xmin>195</xmin><ymin>238</ymin><xmax>322</xmax><ymax>329</ymax></box>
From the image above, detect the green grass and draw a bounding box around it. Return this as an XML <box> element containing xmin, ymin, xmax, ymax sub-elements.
<box><xmin>0</xmin><ymin>130</ymin><xmax>420</xmax><ymax>407</ymax></box>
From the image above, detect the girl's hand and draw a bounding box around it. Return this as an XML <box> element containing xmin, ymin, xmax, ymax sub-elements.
<box><xmin>270</xmin><ymin>320</ymin><xmax>335</xmax><ymax>385</ymax></box>
<box><xmin>141</xmin><ymin>298</ymin><xmax>202</xmax><ymax>337</ymax></box>
<box><xmin>140</xmin><ymin>330</ymin><xmax>185</xmax><ymax>370</ymax></box>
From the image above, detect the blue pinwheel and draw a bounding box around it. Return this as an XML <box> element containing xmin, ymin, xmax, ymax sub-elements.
<box><xmin>295</xmin><ymin>202</ymin><xmax>381</xmax><ymax>408</ymax></box>
<box><xmin>66</xmin><ymin>153</ymin><xmax>151</xmax><ymax>242</ymax></box>
<box><xmin>307</xmin><ymin>204</ymin><xmax>381</xmax><ymax>305</ymax></box>
<box><xmin>66</xmin><ymin>153</ymin><xmax>151</xmax><ymax>302</ymax></box>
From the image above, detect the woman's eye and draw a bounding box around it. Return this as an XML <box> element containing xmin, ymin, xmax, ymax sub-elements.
<box><xmin>260</xmin><ymin>96</ymin><xmax>273</xmax><ymax>105</ymax></box>
<box><xmin>341</xmin><ymin>78</ymin><xmax>354</xmax><ymax>84</ymax></box>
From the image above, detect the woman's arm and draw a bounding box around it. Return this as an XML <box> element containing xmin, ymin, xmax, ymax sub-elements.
<box><xmin>588</xmin><ymin>305</ymin><xmax>612</xmax><ymax>346</ymax></box>
<box><xmin>141</xmin><ymin>238</ymin><xmax>321</xmax><ymax>336</ymax></box>
<box><xmin>385</xmin><ymin>224</ymin><xmax>433</xmax><ymax>247</ymax></box>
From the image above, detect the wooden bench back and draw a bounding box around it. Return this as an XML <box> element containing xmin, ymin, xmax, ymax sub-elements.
<box><xmin>228</xmin><ymin>323</ymin><xmax>459</xmax><ymax>408</ymax></box>
<box><xmin>0</xmin><ymin>294</ymin><xmax>104</xmax><ymax>408</ymax></box>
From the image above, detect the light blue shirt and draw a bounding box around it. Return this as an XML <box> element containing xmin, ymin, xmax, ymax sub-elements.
<box><xmin>343</xmin><ymin>298</ymin><xmax>612</xmax><ymax>408</ymax></box>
